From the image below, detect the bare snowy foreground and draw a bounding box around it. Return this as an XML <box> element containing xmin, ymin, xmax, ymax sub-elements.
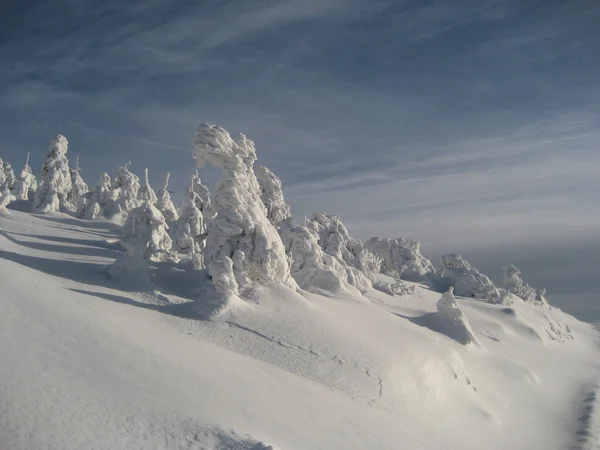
<box><xmin>0</xmin><ymin>208</ymin><xmax>598</xmax><ymax>450</ymax></box>
<box><xmin>1</xmin><ymin>126</ymin><xmax>600</xmax><ymax>450</ymax></box>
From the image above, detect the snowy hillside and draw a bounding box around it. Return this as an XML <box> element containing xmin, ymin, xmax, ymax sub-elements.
<box><xmin>1</xmin><ymin>127</ymin><xmax>600</xmax><ymax>450</ymax></box>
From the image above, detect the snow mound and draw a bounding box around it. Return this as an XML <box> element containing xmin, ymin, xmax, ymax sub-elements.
<box><xmin>364</xmin><ymin>236</ymin><xmax>435</xmax><ymax>281</ymax></box>
<box><xmin>435</xmin><ymin>253</ymin><xmax>500</xmax><ymax>302</ymax></box>
<box><xmin>192</xmin><ymin>123</ymin><xmax>294</xmax><ymax>297</ymax></box>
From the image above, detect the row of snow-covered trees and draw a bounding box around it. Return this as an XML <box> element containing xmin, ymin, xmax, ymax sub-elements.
<box><xmin>0</xmin><ymin>127</ymin><xmax>548</xmax><ymax>308</ymax></box>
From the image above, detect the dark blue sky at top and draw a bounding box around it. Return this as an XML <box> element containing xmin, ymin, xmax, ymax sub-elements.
<box><xmin>1</xmin><ymin>0</ymin><xmax>599</xmax><ymax>319</ymax></box>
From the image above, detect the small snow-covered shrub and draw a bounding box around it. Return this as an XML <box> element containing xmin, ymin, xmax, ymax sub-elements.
<box><xmin>436</xmin><ymin>253</ymin><xmax>500</xmax><ymax>302</ymax></box>
<box><xmin>364</xmin><ymin>237</ymin><xmax>434</xmax><ymax>282</ymax></box>
<box><xmin>503</xmin><ymin>263</ymin><xmax>545</xmax><ymax>305</ymax></box>
<box><xmin>33</xmin><ymin>135</ymin><xmax>74</xmax><ymax>213</ymax></box>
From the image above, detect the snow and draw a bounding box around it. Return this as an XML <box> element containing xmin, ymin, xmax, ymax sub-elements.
<box><xmin>435</xmin><ymin>253</ymin><xmax>501</xmax><ymax>302</ymax></box>
<box><xmin>255</xmin><ymin>164</ymin><xmax>292</xmax><ymax>227</ymax></box>
<box><xmin>364</xmin><ymin>236</ymin><xmax>435</xmax><ymax>281</ymax></box>
<box><xmin>1</xmin><ymin>208</ymin><xmax>599</xmax><ymax>450</ymax></box>
<box><xmin>33</xmin><ymin>134</ymin><xmax>74</xmax><ymax>213</ymax></box>
<box><xmin>155</xmin><ymin>172</ymin><xmax>179</xmax><ymax>224</ymax></box>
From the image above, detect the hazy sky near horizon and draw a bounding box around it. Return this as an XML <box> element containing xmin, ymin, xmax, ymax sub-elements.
<box><xmin>1</xmin><ymin>0</ymin><xmax>599</xmax><ymax>318</ymax></box>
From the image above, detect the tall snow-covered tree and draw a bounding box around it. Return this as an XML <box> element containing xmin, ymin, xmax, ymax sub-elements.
<box><xmin>191</xmin><ymin>169</ymin><xmax>212</xmax><ymax>216</ymax></box>
<box><xmin>108</xmin><ymin>201</ymin><xmax>174</xmax><ymax>278</ymax></box>
<box><xmin>173</xmin><ymin>186</ymin><xmax>205</xmax><ymax>269</ymax></box>
<box><xmin>109</xmin><ymin>162</ymin><xmax>140</xmax><ymax>217</ymax></box>
<box><xmin>13</xmin><ymin>153</ymin><xmax>37</xmax><ymax>201</ymax></box>
<box><xmin>33</xmin><ymin>134</ymin><xmax>74</xmax><ymax>213</ymax></box>
<box><xmin>137</xmin><ymin>168</ymin><xmax>158</xmax><ymax>204</ymax></box>
<box><xmin>191</xmin><ymin>123</ymin><xmax>293</xmax><ymax>297</ymax></box>
<box><xmin>255</xmin><ymin>164</ymin><xmax>292</xmax><ymax>227</ymax></box>
<box><xmin>364</xmin><ymin>237</ymin><xmax>435</xmax><ymax>282</ymax></box>
<box><xmin>78</xmin><ymin>172</ymin><xmax>114</xmax><ymax>219</ymax></box>
<box><xmin>156</xmin><ymin>172</ymin><xmax>179</xmax><ymax>223</ymax></box>
<box><xmin>0</xmin><ymin>158</ymin><xmax>6</xmax><ymax>191</ymax></box>
<box><xmin>67</xmin><ymin>156</ymin><xmax>89</xmax><ymax>209</ymax></box>
<box><xmin>2</xmin><ymin>159</ymin><xmax>15</xmax><ymax>191</ymax></box>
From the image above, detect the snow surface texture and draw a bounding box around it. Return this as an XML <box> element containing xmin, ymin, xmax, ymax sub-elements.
<box><xmin>364</xmin><ymin>236</ymin><xmax>435</xmax><ymax>282</ymax></box>
<box><xmin>254</xmin><ymin>164</ymin><xmax>292</xmax><ymax>227</ymax></box>
<box><xmin>435</xmin><ymin>253</ymin><xmax>501</xmax><ymax>302</ymax></box>
<box><xmin>192</xmin><ymin>123</ymin><xmax>294</xmax><ymax>297</ymax></box>
<box><xmin>1</xmin><ymin>209</ymin><xmax>599</xmax><ymax>450</ymax></box>
<box><xmin>12</xmin><ymin>153</ymin><xmax>37</xmax><ymax>201</ymax></box>
<box><xmin>33</xmin><ymin>134</ymin><xmax>74</xmax><ymax>213</ymax></box>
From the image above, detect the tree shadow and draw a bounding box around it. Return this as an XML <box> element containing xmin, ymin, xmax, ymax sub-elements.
<box><xmin>0</xmin><ymin>231</ymin><xmax>122</xmax><ymax>259</ymax></box>
<box><xmin>391</xmin><ymin>310</ymin><xmax>479</xmax><ymax>346</ymax></box>
<box><xmin>34</xmin><ymin>214</ymin><xmax>121</xmax><ymax>232</ymax></box>
<box><xmin>6</xmin><ymin>231</ymin><xmax>123</xmax><ymax>251</ymax></box>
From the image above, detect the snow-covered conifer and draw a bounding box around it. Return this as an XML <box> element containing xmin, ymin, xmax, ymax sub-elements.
<box><xmin>255</xmin><ymin>164</ymin><xmax>292</xmax><ymax>227</ymax></box>
<box><xmin>0</xmin><ymin>185</ymin><xmax>11</xmax><ymax>214</ymax></box>
<box><xmin>109</xmin><ymin>162</ymin><xmax>140</xmax><ymax>217</ymax></box>
<box><xmin>33</xmin><ymin>134</ymin><xmax>74</xmax><ymax>213</ymax></box>
<box><xmin>191</xmin><ymin>169</ymin><xmax>212</xmax><ymax>216</ymax></box>
<box><xmin>364</xmin><ymin>237</ymin><xmax>434</xmax><ymax>282</ymax></box>
<box><xmin>432</xmin><ymin>287</ymin><xmax>480</xmax><ymax>346</ymax></box>
<box><xmin>13</xmin><ymin>153</ymin><xmax>38</xmax><ymax>201</ymax></box>
<box><xmin>67</xmin><ymin>156</ymin><xmax>89</xmax><ymax>210</ymax></box>
<box><xmin>156</xmin><ymin>172</ymin><xmax>179</xmax><ymax>223</ymax></box>
<box><xmin>436</xmin><ymin>253</ymin><xmax>500</xmax><ymax>302</ymax></box>
<box><xmin>192</xmin><ymin>123</ymin><xmax>293</xmax><ymax>296</ymax></box>
<box><xmin>137</xmin><ymin>168</ymin><xmax>157</xmax><ymax>204</ymax></box>
<box><xmin>78</xmin><ymin>172</ymin><xmax>114</xmax><ymax>219</ymax></box>
<box><xmin>503</xmin><ymin>263</ymin><xmax>539</xmax><ymax>303</ymax></box>
<box><xmin>173</xmin><ymin>186</ymin><xmax>205</xmax><ymax>255</ymax></box>
<box><xmin>0</xmin><ymin>158</ymin><xmax>6</xmax><ymax>191</ymax></box>
<box><xmin>2</xmin><ymin>160</ymin><xmax>15</xmax><ymax>191</ymax></box>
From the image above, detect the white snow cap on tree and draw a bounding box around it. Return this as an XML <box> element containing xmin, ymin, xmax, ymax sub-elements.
<box><xmin>137</xmin><ymin>168</ymin><xmax>158</xmax><ymax>204</ymax></box>
<box><xmin>33</xmin><ymin>134</ymin><xmax>74</xmax><ymax>213</ymax></box>
<box><xmin>2</xmin><ymin>159</ymin><xmax>15</xmax><ymax>191</ymax></box>
<box><xmin>503</xmin><ymin>263</ymin><xmax>543</xmax><ymax>304</ymax></box>
<box><xmin>0</xmin><ymin>185</ymin><xmax>11</xmax><ymax>213</ymax></box>
<box><xmin>191</xmin><ymin>123</ymin><xmax>293</xmax><ymax>296</ymax></box>
<box><xmin>156</xmin><ymin>172</ymin><xmax>179</xmax><ymax>223</ymax></box>
<box><xmin>78</xmin><ymin>172</ymin><xmax>114</xmax><ymax>219</ymax></box>
<box><xmin>191</xmin><ymin>169</ymin><xmax>212</xmax><ymax>216</ymax></box>
<box><xmin>0</xmin><ymin>158</ymin><xmax>6</xmax><ymax>190</ymax></box>
<box><xmin>67</xmin><ymin>156</ymin><xmax>89</xmax><ymax>209</ymax></box>
<box><xmin>173</xmin><ymin>186</ymin><xmax>205</xmax><ymax>255</ymax></box>
<box><xmin>13</xmin><ymin>153</ymin><xmax>38</xmax><ymax>201</ymax></box>
<box><xmin>436</xmin><ymin>253</ymin><xmax>500</xmax><ymax>302</ymax></box>
<box><xmin>109</xmin><ymin>162</ymin><xmax>140</xmax><ymax>217</ymax></box>
<box><xmin>364</xmin><ymin>237</ymin><xmax>435</xmax><ymax>282</ymax></box>
<box><xmin>255</xmin><ymin>164</ymin><xmax>292</xmax><ymax>227</ymax></box>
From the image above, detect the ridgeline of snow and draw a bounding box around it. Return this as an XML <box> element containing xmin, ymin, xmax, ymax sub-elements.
<box><xmin>33</xmin><ymin>134</ymin><xmax>74</xmax><ymax>213</ymax></box>
<box><xmin>156</xmin><ymin>172</ymin><xmax>179</xmax><ymax>224</ymax></box>
<box><xmin>435</xmin><ymin>253</ymin><xmax>501</xmax><ymax>302</ymax></box>
<box><xmin>192</xmin><ymin>123</ymin><xmax>294</xmax><ymax>297</ymax></box>
<box><xmin>364</xmin><ymin>236</ymin><xmax>435</xmax><ymax>282</ymax></box>
<box><xmin>255</xmin><ymin>164</ymin><xmax>292</xmax><ymax>227</ymax></box>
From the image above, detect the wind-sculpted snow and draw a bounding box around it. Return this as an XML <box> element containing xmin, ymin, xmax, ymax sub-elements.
<box><xmin>364</xmin><ymin>236</ymin><xmax>434</xmax><ymax>282</ymax></box>
<box><xmin>504</xmin><ymin>263</ymin><xmax>547</xmax><ymax>305</ymax></box>
<box><xmin>33</xmin><ymin>135</ymin><xmax>74</xmax><ymax>213</ymax></box>
<box><xmin>192</xmin><ymin>123</ymin><xmax>294</xmax><ymax>296</ymax></box>
<box><xmin>255</xmin><ymin>164</ymin><xmax>292</xmax><ymax>227</ymax></box>
<box><xmin>436</xmin><ymin>253</ymin><xmax>500</xmax><ymax>302</ymax></box>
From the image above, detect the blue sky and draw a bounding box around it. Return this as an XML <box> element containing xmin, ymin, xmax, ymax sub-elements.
<box><xmin>1</xmin><ymin>0</ymin><xmax>599</xmax><ymax>319</ymax></box>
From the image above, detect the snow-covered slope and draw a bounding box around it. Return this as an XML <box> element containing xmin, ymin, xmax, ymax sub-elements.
<box><xmin>1</xmin><ymin>208</ymin><xmax>599</xmax><ymax>450</ymax></box>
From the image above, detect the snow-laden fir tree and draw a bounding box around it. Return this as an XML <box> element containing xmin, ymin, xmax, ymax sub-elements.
<box><xmin>137</xmin><ymin>168</ymin><xmax>158</xmax><ymax>204</ymax></box>
<box><xmin>503</xmin><ymin>263</ymin><xmax>540</xmax><ymax>304</ymax></box>
<box><xmin>67</xmin><ymin>156</ymin><xmax>89</xmax><ymax>210</ymax></box>
<box><xmin>364</xmin><ymin>237</ymin><xmax>435</xmax><ymax>282</ymax></box>
<box><xmin>192</xmin><ymin>123</ymin><xmax>294</xmax><ymax>297</ymax></box>
<box><xmin>155</xmin><ymin>172</ymin><xmax>179</xmax><ymax>223</ymax></box>
<box><xmin>13</xmin><ymin>153</ymin><xmax>38</xmax><ymax>201</ymax></box>
<box><xmin>2</xmin><ymin>159</ymin><xmax>15</xmax><ymax>191</ymax></box>
<box><xmin>191</xmin><ymin>169</ymin><xmax>212</xmax><ymax>216</ymax></box>
<box><xmin>0</xmin><ymin>158</ymin><xmax>7</xmax><ymax>191</ymax></box>
<box><xmin>78</xmin><ymin>172</ymin><xmax>114</xmax><ymax>219</ymax></box>
<box><xmin>108</xmin><ymin>201</ymin><xmax>174</xmax><ymax>278</ymax></box>
<box><xmin>436</xmin><ymin>253</ymin><xmax>500</xmax><ymax>302</ymax></box>
<box><xmin>172</xmin><ymin>186</ymin><xmax>205</xmax><ymax>269</ymax></box>
<box><xmin>33</xmin><ymin>134</ymin><xmax>74</xmax><ymax>213</ymax></box>
<box><xmin>255</xmin><ymin>164</ymin><xmax>292</xmax><ymax>227</ymax></box>
<box><xmin>109</xmin><ymin>162</ymin><xmax>140</xmax><ymax>218</ymax></box>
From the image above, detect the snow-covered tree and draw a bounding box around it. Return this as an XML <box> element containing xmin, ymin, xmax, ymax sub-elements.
<box><xmin>0</xmin><ymin>185</ymin><xmax>11</xmax><ymax>214</ymax></box>
<box><xmin>156</xmin><ymin>172</ymin><xmax>179</xmax><ymax>223</ymax></box>
<box><xmin>431</xmin><ymin>287</ymin><xmax>480</xmax><ymax>346</ymax></box>
<box><xmin>137</xmin><ymin>168</ymin><xmax>157</xmax><ymax>204</ymax></box>
<box><xmin>33</xmin><ymin>134</ymin><xmax>74</xmax><ymax>213</ymax></box>
<box><xmin>109</xmin><ymin>162</ymin><xmax>140</xmax><ymax>217</ymax></box>
<box><xmin>67</xmin><ymin>156</ymin><xmax>88</xmax><ymax>210</ymax></box>
<box><xmin>191</xmin><ymin>169</ymin><xmax>212</xmax><ymax>216</ymax></box>
<box><xmin>77</xmin><ymin>172</ymin><xmax>114</xmax><ymax>219</ymax></box>
<box><xmin>172</xmin><ymin>186</ymin><xmax>205</xmax><ymax>269</ymax></box>
<box><xmin>108</xmin><ymin>201</ymin><xmax>174</xmax><ymax>277</ymax></box>
<box><xmin>364</xmin><ymin>237</ymin><xmax>435</xmax><ymax>282</ymax></box>
<box><xmin>436</xmin><ymin>253</ymin><xmax>500</xmax><ymax>302</ymax></box>
<box><xmin>255</xmin><ymin>164</ymin><xmax>292</xmax><ymax>227</ymax></box>
<box><xmin>2</xmin><ymin>159</ymin><xmax>15</xmax><ymax>191</ymax></box>
<box><xmin>503</xmin><ymin>263</ymin><xmax>540</xmax><ymax>304</ymax></box>
<box><xmin>0</xmin><ymin>158</ymin><xmax>6</xmax><ymax>191</ymax></box>
<box><xmin>13</xmin><ymin>153</ymin><xmax>38</xmax><ymax>201</ymax></box>
<box><xmin>191</xmin><ymin>123</ymin><xmax>293</xmax><ymax>297</ymax></box>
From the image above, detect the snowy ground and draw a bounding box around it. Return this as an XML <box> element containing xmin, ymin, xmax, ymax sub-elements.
<box><xmin>1</xmin><ymin>207</ymin><xmax>599</xmax><ymax>449</ymax></box>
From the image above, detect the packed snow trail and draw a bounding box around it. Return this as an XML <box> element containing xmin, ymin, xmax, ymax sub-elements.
<box><xmin>1</xmin><ymin>209</ymin><xmax>600</xmax><ymax>449</ymax></box>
